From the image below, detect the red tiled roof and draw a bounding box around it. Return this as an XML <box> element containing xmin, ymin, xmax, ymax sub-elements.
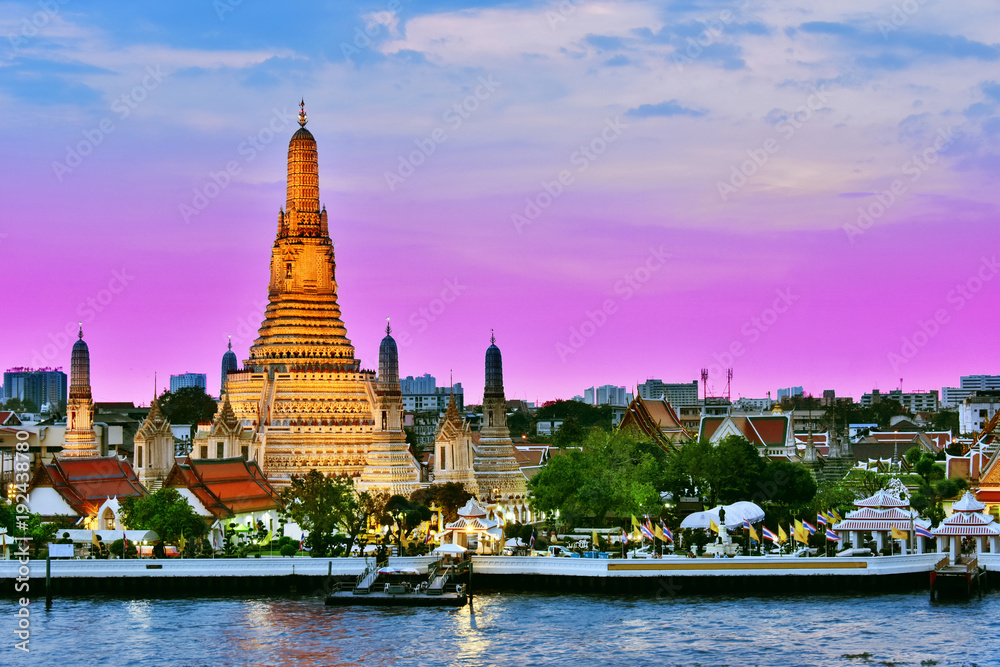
<box><xmin>619</xmin><ymin>397</ymin><xmax>691</xmax><ymax>451</ymax></box>
<box><xmin>702</xmin><ymin>416</ymin><xmax>789</xmax><ymax>447</ymax></box>
<box><xmin>0</xmin><ymin>411</ymin><xmax>21</xmax><ymax>426</ymax></box>
<box><xmin>164</xmin><ymin>457</ymin><xmax>282</xmax><ymax>518</ymax></box>
<box><xmin>29</xmin><ymin>456</ymin><xmax>146</xmax><ymax>516</ymax></box>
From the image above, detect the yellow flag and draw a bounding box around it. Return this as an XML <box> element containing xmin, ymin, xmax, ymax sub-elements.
<box><xmin>655</xmin><ymin>524</ymin><xmax>665</xmax><ymax>541</ymax></box>
<box><xmin>709</xmin><ymin>519</ymin><xmax>719</xmax><ymax>534</ymax></box>
<box><xmin>631</xmin><ymin>515</ymin><xmax>641</xmax><ymax>530</ymax></box>
<box><xmin>778</xmin><ymin>525</ymin><xmax>788</xmax><ymax>543</ymax></box>
<box><xmin>592</xmin><ymin>529</ymin><xmax>600</xmax><ymax>549</ymax></box>
<box><xmin>749</xmin><ymin>525</ymin><xmax>760</xmax><ymax>542</ymax></box>
<box><xmin>91</xmin><ymin>530</ymin><xmax>99</xmax><ymax>547</ymax></box>
<box><xmin>178</xmin><ymin>532</ymin><xmax>187</xmax><ymax>551</ymax></box>
<box><xmin>890</xmin><ymin>526</ymin><xmax>909</xmax><ymax>540</ymax></box>
<box><xmin>794</xmin><ymin>520</ymin><xmax>809</xmax><ymax>545</ymax></box>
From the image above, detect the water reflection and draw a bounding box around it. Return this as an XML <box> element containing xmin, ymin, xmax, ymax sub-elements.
<box><xmin>20</xmin><ymin>592</ymin><xmax>1000</xmax><ymax>666</ymax></box>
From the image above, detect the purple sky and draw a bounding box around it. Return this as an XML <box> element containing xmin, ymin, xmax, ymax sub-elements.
<box><xmin>2</xmin><ymin>1</ymin><xmax>998</xmax><ymax>405</ymax></box>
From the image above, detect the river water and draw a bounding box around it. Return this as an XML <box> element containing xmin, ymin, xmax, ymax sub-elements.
<box><xmin>11</xmin><ymin>591</ymin><xmax>1000</xmax><ymax>666</ymax></box>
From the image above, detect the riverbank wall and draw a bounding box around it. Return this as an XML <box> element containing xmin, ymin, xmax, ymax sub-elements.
<box><xmin>3</xmin><ymin>553</ymin><xmax>996</xmax><ymax>597</ymax></box>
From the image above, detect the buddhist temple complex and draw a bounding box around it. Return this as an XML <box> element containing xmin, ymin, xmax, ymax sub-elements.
<box><xmin>217</xmin><ymin>102</ymin><xmax>407</xmax><ymax>488</ymax></box>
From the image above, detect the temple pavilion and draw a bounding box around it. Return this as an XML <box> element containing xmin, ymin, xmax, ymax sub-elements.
<box><xmin>441</xmin><ymin>498</ymin><xmax>502</xmax><ymax>554</ymax></box>
<box><xmin>932</xmin><ymin>491</ymin><xmax>1000</xmax><ymax>562</ymax></box>
<box><xmin>833</xmin><ymin>488</ymin><xmax>932</xmax><ymax>554</ymax></box>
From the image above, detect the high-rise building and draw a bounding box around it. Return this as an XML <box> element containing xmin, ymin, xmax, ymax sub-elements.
<box><xmin>861</xmin><ymin>389</ymin><xmax>939</xmax><ymax>413</ymax></box>
<box><xmin>170</xmin><ymin>373</ymin><xmax>207</xmax><ymax>393</ymax></box>
<box><xmin>942</xmin><ymin>375</ymin><xmax>1000</xmax><ymax>408</ymax></box>
<box><xmin>401</xmin><ymin>373</ymin><xmax>436</xmax><ymax>395</ymax></box>
<box><xmin>638</xmin><ymin>379</ymin><xmax>699</xmax><ymax>406</ymax></box>
<box><xmin>2</xmin><ymin>368</ymin><xmax>67</xmax><ymax>410</ymax></box>
<box><xmin>777</xmin><ymin>386</ymin><xmax>804</xmax><ymax>401</ymax></box>
<box><xmin>581</xmin><ymin>384</ymin><xmax>632</xmax><ymax>407</ymax></box>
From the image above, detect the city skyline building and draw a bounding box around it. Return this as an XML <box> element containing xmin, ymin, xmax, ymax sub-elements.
<box><xmin>2</xmin><ymin>367</ymin><xmax>67</xmax><ymax>410</ymax></box>
<box><xmin>170</xmin><ymin>372</ymin><xmax>207</xmax><ymax>393</ymax></box>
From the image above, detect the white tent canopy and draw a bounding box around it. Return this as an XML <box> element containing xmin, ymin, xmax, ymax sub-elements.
<box><xmin>504</xmin><ymin>537</ymin><xmax>527</xmax><ymax>547</ymax></box>
<box><xmin>433</xmin><ymin>543</ymin><xmax>468</xmax><ymax>555</ymax></box>
<box><xmin>60</xmin><ymin>529</ymin><xmax>160</xmax><ymax>543</ymax></box>
<box><xmin>680</xmin><ymin>501</ymin><xmax>765</xmax><ymax>530</ymax></box>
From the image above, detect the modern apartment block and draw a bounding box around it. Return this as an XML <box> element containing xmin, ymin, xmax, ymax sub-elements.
<box><xmin>2</xmin><ymin>367</ymin><xmax>68</xmax><ymax>410</ymax></box>
<box><xmin>169</xmin><ymin>373</ymin><xmax>207</xmax><ymax>393</ymax></box>
<box><xmin>638</xmin><ymin>379</ymin><xmax>699</xmax><ymax>406</ymax></box>
<box><xmin>861</xmin><ymin>389</ymin><xmax>939</xmax><ymax>413</ymax></box>
<box><xmin>942</xmin><ymin>375</ymin><xmax>1000</xmax><ymax>408</ymax></box>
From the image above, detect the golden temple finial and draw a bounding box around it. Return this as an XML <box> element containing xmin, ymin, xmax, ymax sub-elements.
<box><xmin>386</xmin><ymin>317</ymin><xmax>391</xmax><ymax>336</ymax></box>
<box><xmin>298</xmin><ymin>99</ymin><xmax>307</xmax><ymax>127</ymax></box>
<box><xmin>78</xmin><ymin>322</ymin><xmax>83</xmax><ymax>339</ymax></box>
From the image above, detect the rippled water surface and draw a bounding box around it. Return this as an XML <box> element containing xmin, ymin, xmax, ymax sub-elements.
<box><xmin>10</xmin><ymin>591</ymin><xmax>1000</xmax><ymax>666</ymax></box>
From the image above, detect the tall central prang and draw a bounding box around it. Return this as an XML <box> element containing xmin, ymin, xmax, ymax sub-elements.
<box><xmin>219</xmin><ymin>102</ymin><xmax>387</xmax><ymax>488</ymax></box>
<box><xmin>248</xmin><ymin>101</ymin><xmax>357</xmax><ymax>373</ymax></box>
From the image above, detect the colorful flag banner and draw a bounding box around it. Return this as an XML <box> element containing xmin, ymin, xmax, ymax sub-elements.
<box><xmin>915</xmin><ymin>525</ymin><xmax>933</xmax><ymax>539</ymax></box>
<box><xmin>640</xmin><ymin>521</ymin><xmax>656</xmax><ymax>541</ymax></box>
<box><xmin>802</xmin><ymin>520</ymin><xmax>817</xmax><ymax>535</ymax></box>
<box><xmin>762</xmin><ymin>527</ymin><xmax>779</xmax><ymax>543</ymax></box>
<box><xmin>794</xmin><ymin>520</ymin><xmax>809</xmax><ymax>545</ymax></box>
<box><xmin>826</xmin><ymin>528</ymin><xmax>842</xmax><ymax>542</ymax></box>
<box><xmin>660</xmin><ymin>520</ymin><xmax>674</xmax><ymax>543</ymax></box>
<box><xmin>709</xmin><ymin>519</ymin><xmax>719</xmax><ymax>534</ymax></box>
<box><xmin>778</xmin><ymin>525</ymin><xmax>788</xmax><ymax>543</ymax></box>
<box><xmin>890</xmin><ymin>526</ymin><xmax>909</xmax><ymax>540</ymax></box>
<box><xmin>817</xmin><ymin>512</ymin><xmax>828</xmax><ymax>527</ymax></box>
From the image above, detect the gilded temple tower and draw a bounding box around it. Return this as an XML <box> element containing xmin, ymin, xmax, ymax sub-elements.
<box><xmin>358</xmin><ymin>321</ymin><xmax>422</xmax><ymax>495</ymax></box>
<box><xmin>60</xmin><ymin>326</ymin><xmax>100</xmax><ymax>458</ymax></box>
<box><xmin>473</xmin><ymin>333</ymin><xmax>528</xmax><ymax>509</ymax></box>
<box><xmin>221</xmin><ymin>103</ymin><xmax>377</xmax><ymax>486</ymax></box>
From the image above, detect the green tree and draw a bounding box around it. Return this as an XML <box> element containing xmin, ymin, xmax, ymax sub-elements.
<box><xmin>410</xmin><ymin>482</ymin><xmax>472</xmax><ymax>523</ymax></box>
<box><xmin>530</xmin><ymin>430</ymin><xmax>669</xmax><ymax>527</ymax></box>
<box><xmin>119</xmin><ymin>488</ymin><xmax>209</xmax><ymax>542</ymax></box>
<box><xmin>535</xmin><ymin>400</ymin><xmax>613</xmax><ymax>431</ymax></box>
<box><xmin>931</xmin><ymin>410</ymin><xmax>959</xmax><ymax>434</ymax></box>
<box><xmin>551</xmin><ymin>417</ymin><xmax>587</xmax><ymax>448</ymax></box>
<box><xmin>158</xmin><ymin>386</ymin><xmax>219</xmax><ymax>428</ymax></box>
<box><xmin>281</xmin><ymin>470</ymin><xmax>360</xmax><ymax>557</ymax></box>
<box><xmin>22</xmin><ymin>514</ymin><xmax>62</xmax><ymax>558</ymax></box>
<box><xmin>711</xmin><ymin>435</ymin><xmax>767</xmax><ymax>505</ymax></box>
<box><xmin>507</xmin><ymin>408</ymin><xmax>534</xmax><ymax>439</ymax></box>
<box><xmin>756</xmin><ymin>460</ymin><xmax>817</xmax><ymax>508</ymax></box>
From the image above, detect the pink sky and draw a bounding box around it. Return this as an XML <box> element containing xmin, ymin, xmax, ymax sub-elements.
<box><xmin>1</xmin><ymin>1</ymin><xmax>998</xmax><ymax>405</ymax></box>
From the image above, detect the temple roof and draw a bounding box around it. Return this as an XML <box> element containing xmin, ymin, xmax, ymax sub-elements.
<box><xmin>163</xmin><ymin>456</ymin><xmax>283</xmax><ymax>518</ymax></box>
<box><xmin>932</xmin><ymin>510</ymin><xmax>1000</xmax><ymax>536</ymax></box>
<box><xmin>619</xmin><ymin>396</ymin><xmax>691</xmax><ymax>451</ymax></box>
<box><xmin>28</xmin><ymin>455</ymin><xmax>146</xmax><ymax>516</ymax></box>
<box><xmin>951</xmin><ymin>491</ymin><xmax>986</xmax><ymax>513</ymax></box>
<box><xmin>700</xmin><ymin>415</ymin><xmax>789</xmax><ymax>447</ymax></box>
<box><xmin>855</xmin><ymin>489</ymin><xmax>910</xmax><ymax>509</ymax></box>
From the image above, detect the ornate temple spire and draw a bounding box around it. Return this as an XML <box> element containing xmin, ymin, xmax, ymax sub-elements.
<box><xmin>378</xmin><ymin>320</ymin><xmax>400</xmax><ymax>392</ymax></box>
<box><xmin>69</xmin><ymin>323</ymin><xmax>91</xmax><ymax>400</ymax></box>
<box><xmin>286</xmin><ymin>99</ymin><xmax>319</xmax><ymax>216</ymax></box>
<box><xmin>485</xmin><ymin>331</ymin><xmax>504</xmax><ymax>399</ymax></box>
<box><xmin>61</xmin><ymin>324</ymin><xmax>100</xmax><ymax>458</ymax></box>
<box><xmin>220</xmin><ymin>335</ymin><xmax>238</xmax><ymax>396</ymax></box>
<box><xmin>248</xmin><ymin>105</ymin><xmax>355</xmax><ymax>374</ymax></box>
